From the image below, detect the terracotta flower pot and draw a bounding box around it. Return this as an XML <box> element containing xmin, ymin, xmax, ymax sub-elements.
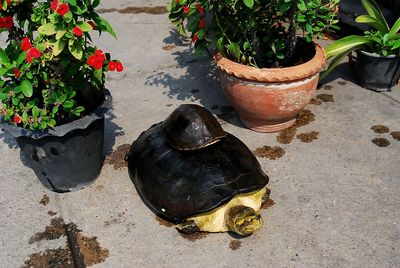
<box><xmin>215</xmin><ymin>44</ymin><xmax>326</xmax><ymax>133</ymax></box>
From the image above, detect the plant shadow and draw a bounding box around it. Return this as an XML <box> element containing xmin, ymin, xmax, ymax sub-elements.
<box><xmin>104</xmin><ymin>111</ymin><xmax>125</xmax><ymax>156</ymax></box>
<box><xmin>145</xmin><ymin>30</ymin><xmax>245</xmax><ymax>128</ymax></box>
<box><xmin>319</xmin><ymin>60</ymin><xmax>358</xmax><ymax>86</ymax></box>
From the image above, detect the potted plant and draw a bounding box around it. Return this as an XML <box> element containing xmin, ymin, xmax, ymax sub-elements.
<box><xmin>322</xmin><ymin>0</ymin><xmax>400</xmax><ymax>91</ymax></box>
<box><xmin>168</xmin><ymin>0</ymin><xmax>339</xmax><ymax>132</ymax></box>
<box><xmin>0</xmin><ymin>0</ymin><xmax>123</xmax><ymax>192</ymax></box>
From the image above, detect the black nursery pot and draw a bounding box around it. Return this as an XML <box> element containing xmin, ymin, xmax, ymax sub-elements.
<box><xmin>0</xmin><ymin>90</ymin><xmax>112</xmax><ymax>193</ymax></box>
<box><xmin>353</xmin><ymin>50</ymin><xmax>400</xmax><ymax>92</ymax></box>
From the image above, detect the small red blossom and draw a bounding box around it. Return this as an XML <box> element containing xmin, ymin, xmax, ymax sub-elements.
<box><xmin>6</xmin><ymin>0</ymin><xmax>12</xmax><ymax>4</ymax></box>
<box><xmin>13</xmin><ymin>68</ymin><xmax>20</xmax><ymax>77</ymax></box>
<box><xmin>182</xmin><ymin>6</ymin><xmax>189</xmax><ymax>14</ymax></box>
<box><xmin>13</xmin><ymin>114</ymin><xmax>21</xmax><ymax>124</ymax></box>
<box><xmin>192</xmin><ymin>33</ymin><xmax>198</xmax><ymax>43</ymax></box>
<box><xmin>175</xmin><ymin>0</ymin><xmax>179</xmax><ymax>2</ymax></box>
<box><xmin>108</xmin><ymin>61</ymin><xmax>124</xmax><ymax>72</ymax></box>
<box><xmin>50</xmin><ymin>0</ymin><xmax>58</xmax><ymax>11</ymax></box>
<box><xmin>0</xmin><ymin>16</ymin><xmax>13</xmax><ymax>29</ymax></box>
<box><xmin>87</xmin><ymin>49</ymin><xmax>106</xmax><ymax>70</ymax></box>
<box><xmin>26</xmin><ymin>47</ymin><xmax>41</xmax><ymax>63</ymax></box>
<box><xmin>88</xmin><ymin>21</ymin><xmax>96</xmax><ymax>30</ymax></box>
<box><xmin>21</xmin><ymin>37</ymin><xmax>32</xmax><ymax>51</ymax></box>
<box><xmin>57</xmin><ymin>3</ymin><xmax>69</xmax><ymax>16</ymax></box>
<box><xmin>198</xmin><ymin>18</ymin><xmax>206</xmax><ymax>28</ymax></box>
<box><xmin>72</xmin><ymin>26</ymin><xmax>83</xmax><ymax>37</ymax></box>
<box><xmin>197</xmin><ymin>4</ymin><xmax>204</xmax><ymax>15</ymax></box>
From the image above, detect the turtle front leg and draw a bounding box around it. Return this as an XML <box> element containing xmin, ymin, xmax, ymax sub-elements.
<box><xmin>176</xmin><ymin>220</ymin><xmax>201</xmax><ymax>234</ymax></box>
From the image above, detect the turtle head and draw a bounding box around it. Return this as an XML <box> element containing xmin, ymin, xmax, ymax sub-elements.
<box><xmin>164</xmin><ymin>104</ymin><xmax>227</xmax><ymax>151</ymax></box>
<box><xmin>225</xmin><ymin>205</ymin><xmax>263</xmax><ymax>236</ymax></box>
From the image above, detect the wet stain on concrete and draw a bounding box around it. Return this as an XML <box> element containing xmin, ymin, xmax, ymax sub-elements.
<box><xmin>390</xmin><ymin>131</ymin><xmax>400</xmax><ymax>141</ymax></box>
<box><xmin>98</xmin><ymin>6</ymin><xmax>167</xmax><ymax>15</ymax></box>
<box><xmin>253</xmin><ymin>146</ymin><xmax>285</xmax><ymax>160</ymax></box>
<box><xmin>296</xmin><ymin>131</ymin><xmax>319</xmax><ymax>143</ymax></box>
<box><xmin>191</xmin><ymin>89</ymin><xmax>200</xmax><ymax>94</ymax></box>
<box><xmin>338</xmin><ymin>81</ymin><xmax>347</xmax><ymax>85</ymax></box>
<box><xmin>155</xmin><ymin>216</ymin><xmax>175</xmax><ymax>228</ymax></box>
<box><xmin>229</xmin><ymin>240</ymin><xmax>242</xmax><ymax>250</ymax></box>
<box><xmin>372</xmin><ymin>138</ymin><xmax>390</xmax><ymax>147</ymax></box>
<box><xmin>40</xmin><ymin>194</ymin><xmax>50</xmax><ymax>206</ymax></box>
<box><xmin>29</xmin><ymin>218</ymin><xmax>66</xmax><ymax>244</ymax></box>
<box><xmin>104</xmin><ymin>144</ymin><xmax>131</xmax><ymax>170</ymax></box>
<box><xmin>309</xmin><ymin>98</ymin><xmax>322</xmax><ymax>105</ymax></box>
<box><xmin>261</xmin><ymin>198</ymin><xmax>275</xmax><ymax>210</ymax></box>
<box><xmin>25</xmin><ymin>218</ymin><xmax>109</xmax><ymax>267</ymax></box>
<box><xmin>162</xmin><ymin>45</ymin><xmax>176</xmax><ymax>51</ymax></box>
<box><xmin>371</xmin><ymin>125</ymin><xmax>390</xmax><ymax>134</ymax></box>
<box><xmin>323</xmin><ymin>85</ymin><xmax>333</xmax><ymax>90</ymax></box>
<box><xmin>48</xmin><ymin>211</ymin><xmax>58</xmax><ymax>217</ymax></box>
<box><xmin>179</xmin><ymin>231</ymin><xmax>208</xmax><ymax>242</ymax></box>
<box><xmin>316</xmin><ymin>94</ymin><xmax>334</xmax><ymax>102</ymax></box>
<box><xmin>104</xmin><ymin>212</ymin><xmax>127</xmax><ymax>227</ymax></box>
<box><xmin>277</xmin><ymin>109</ymin><xmax>315</xmax><ymax>144</ymax></box>
<box><xmin>166</xmin><ymin>104</ymin><xmax>173</xmax><ymax>107</ymax></box>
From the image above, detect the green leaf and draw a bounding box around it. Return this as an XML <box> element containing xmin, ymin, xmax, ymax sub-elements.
<box><xmin>388</xmin><ymin>17</ymin><xmax>400</xmax><ymax>39</ymax></box>
<box><xmin>38</xmin><ymin>23</ymin><xmax>57</xmax><ymax>36</ymax></box>
<box><xmin>243</xmin><ymin>0</ymin><xmax>254</xmax><ymax>8</ymax></box>
<box><xmin>0</xmin><ymin>48</ymin><xmax>10</xmax><ymax>66</ymax></box>
<box><xmin>325</xmin><ymin>35</ymin><xmax>371</xmax><ymax>58</ymax></box>
<box><xmin>63</xmin><ymin>100</ymin><xmax>74</xmax><ymax>109</ymax></box>
<box><xmin>32</xmin><ymin>106</ymin><xmax>40</xmax><ymax>118</ymax></box>
<box><xmin>76</xmin><ymin>21</ymin><xmax>93</xmax><ymax>32</ymax></box>
<box><xmin>228</xmin><ymin>43</ymin><xmax>241</xmax><ymax>61</ymax></box>
<box><xmin>97</xmin><ymin>17</ymin><xmax>117</xmax><ymax>38</ymax></box>
<box><xmin>355</xmin><ymin>15</ymin><xmax>388</xmax><ymax>34</ymax></box>
<box><xmin>20</xmin><ymin>80</ymin><xmax>33</xmax><ymax>98</ymax></box>
<box><xmin>360</xmin><ymin>0</ymin><xmax>389</xmax><ymax>32</ymax></box>
<box><xmin>68</xmin><ymin>44</ymin><xmax>83</xmax><ymax>60</ymax></box>
<box><xmin>56</xmin><ymin>30</ymin><xmax>66</xmax><ymax>40</ymax></box>
<box><xmin>53</xmin><ymin>39</ymin><xmax>67</xmax><ymax>56</ymax></box>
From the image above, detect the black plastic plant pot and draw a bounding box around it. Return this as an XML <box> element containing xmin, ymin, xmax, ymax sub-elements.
<box><xmin>353</xmin><ymin>50</ymin><xmax>400</xmax><ymax>92</ymax></box>
<box><xmin>0</xmin><ymin>90</ymin><xmax>112</xmax><ymax>193</ymax></box>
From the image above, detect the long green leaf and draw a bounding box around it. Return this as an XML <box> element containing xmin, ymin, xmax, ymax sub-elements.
<box><xmin>356</xmin><ymin>15</ymin><xmax>388</xmax><ymax>34</ymax></box>
<box><xmin>361</xmin><ymin>0</ymin><xmax>389</xmax><ymax>32</ymax></box>
<box><xmin>388</xmin><ymin>17</ymin><xmax>400</xmax><ymax>39</ymax></box>
<box><xmin>21</xmin><ymin>80</ymin><xmax>33</xmax><ymax>98</ymax></box>
<box><xmin>325</xmin><ymin>35</ymin><xmax>371</xmax><ymax>58</ymax></box>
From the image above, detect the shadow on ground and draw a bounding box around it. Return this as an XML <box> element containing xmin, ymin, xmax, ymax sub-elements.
<box><xmin>145</xmin><ymin>30</ymin><xmax>244</xmax><ymax>128</ymax></box>
<box><xmin>319</xmin><ymin>60</ymin><xmax>358</xmax><ymax>86</ymax></box>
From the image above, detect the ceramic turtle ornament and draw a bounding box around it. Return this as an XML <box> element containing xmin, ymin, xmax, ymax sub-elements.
<box><xmin>126</xmin><ymin>104</ymin><xmax>270</xmax><ymax>236</ymax></box>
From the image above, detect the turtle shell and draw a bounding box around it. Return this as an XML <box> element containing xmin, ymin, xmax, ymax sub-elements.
<box><xmin>127</xmin><ymin>122</ymin><xmax>269</xmax><ymax>223</ymax></box>
<box><xmin>163</xmin><ymin>104</ymin><xmax>226</xmax><ymax>150</ymax></box>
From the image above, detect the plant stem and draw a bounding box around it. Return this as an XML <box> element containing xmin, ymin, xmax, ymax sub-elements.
<box><xmin>284</xmin><ymin>2</ymin><xmax>297</xmax><ymax>65</ymax></box>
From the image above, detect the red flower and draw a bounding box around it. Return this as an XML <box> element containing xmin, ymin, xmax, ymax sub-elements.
<box><xmin>72</xmin><ymin>26</ymin><xmax>83</xmax><ymax>37</ymax></box>
<box><xmin>192</xmin><ymin>33</ymin><xmax>198</xmax><ymax>43</ymax></box>
<box><xmin>0</xmin><ymin>16</ymin><xmax>13</xmax><ymax>29</ymax></box>
<box><xmin>87</xmin><ymin>49</ymin><xmax>106</xmax><ymax>70</ymax></box>
<box><xmin>198</xmin><ymin>18</ymin><xmax>206</xmax><ymax>28</ymax></box>
<box><xmin>88</xmin><ymin>21</ymin><xmax>96</xmax><ymax>30</ymax></box>
<box><xmin>13</xmin><ymin>68</ymin><xmax>20</xmax><ymax>77</ymax></box>
<box><xmin>108</xmin><ymin>61</ymin><xmax>117</xmax><ymax>71</ymax></box>
<box><xmin>197</xmin><ymin>4</ymin><xmax>204</xmax><ymax>15</ymax></box>
<box><xmin>50</xmin><ymin>0</ymin><xmax>58</xmax><ymax>11</ymax></box>
<box><xmin>6</xmin><ymin>0</ymin><xmax>12</xmax><ymax>4</ymax></box>
<box><xmin>116</xmin><ymin>62</ymin><xmax>123</xmax><ymax>72</ymax></box>
<box><xmin>175</xmin><ymin>0</ymin><xmax>179</xmax><ymax>2</ymax></box>
<box><xmin>182</xmin><ymin>6</ymin><xmax>189</xmax><ymax>14</ymax></box>
<box><xmin>57</xmin><ymin>3</ymin><xmax>69</xmax><ymax>16</ymax></box>
<box><xmin>26</xmin><ymin>48</ymin><xmax>41</xmax><ymax>63</ymax></box>
<box><xmin>13</xmin><ymin>114</ymin><xmax>21</xmax><ymax>124</ymax></box>
<box><xmin>21</xmin><ymin>37</ymin><xmax>32</xmax><ymax>51</ymax></box>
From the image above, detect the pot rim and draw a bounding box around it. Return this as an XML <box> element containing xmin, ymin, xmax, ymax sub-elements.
<box><xmin>0</xmin><ymin>89</ymin><xmax>112</xmax><ymax>139</ymax></box>
<box><xmin>357</xmin><ymin>50</ymin><xmax>399</xmax><ymax>59</ymax></box>
<box><xmin>214</xmin><ymin>42</ymin><xmax>327</xmax><ymax>82</ymax></box>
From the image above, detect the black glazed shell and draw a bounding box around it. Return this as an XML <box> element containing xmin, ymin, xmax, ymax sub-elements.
<box><xmin>127</xmin><ymin>123</ymin><xmax>269</xmax><ymax>223</ymax></box>
<box><xmin>163</xmin><ymin>104</ymin><xmax>226</xmax><ymax>150</ymax></box>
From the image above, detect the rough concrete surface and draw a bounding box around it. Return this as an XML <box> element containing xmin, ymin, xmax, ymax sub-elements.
<box><xmin>0</xmin><ymin>1</ymin><xmax>399</xmax><ymax>267</ymax></box>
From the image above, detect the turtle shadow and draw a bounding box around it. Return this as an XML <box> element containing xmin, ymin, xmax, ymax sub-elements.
<box><xmin>145</xmin><ymin>29</ymin><xmax>246</xmax><ymax>129</ymax></box>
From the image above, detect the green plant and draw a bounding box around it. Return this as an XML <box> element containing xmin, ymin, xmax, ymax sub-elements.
<box><xmin>0</xmin><ymin>0</ymin><xmax>123</xmax><ymax>130</ymax></box>
<box><xmin>168</xmin><ymin>0</ymin><xmax>339</xmax><ymax>68</ymax></box>
<box><xmin>321</xmin><ymin>0</ymin><xmax>400</xmax><ymax>80</ymax></box>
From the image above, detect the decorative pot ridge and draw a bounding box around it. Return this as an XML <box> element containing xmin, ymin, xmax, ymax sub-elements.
<box><xmin>215</xmin><ymin>44</ymin><xmax>326</xmax><ymax>83</ymax></box>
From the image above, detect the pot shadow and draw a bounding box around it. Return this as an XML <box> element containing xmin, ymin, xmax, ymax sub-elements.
<box><xmin>104</xmin><ymin>111</ymin><xmax>125</xmax><ymax>156</ymax></box>
<box><xmin>0</xmin><ymin>130</ymin><xmax>19</xmax><ymax>149</ymax></box>
<box><xmin>145</xmin><ymin>30</ymin><xmax>244</xmax><ymax>128</ymax></box>
<box><xmin>319</xmin><ymin>60</ymin><xmax>358</xmax><ymax>86</ymax></box>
